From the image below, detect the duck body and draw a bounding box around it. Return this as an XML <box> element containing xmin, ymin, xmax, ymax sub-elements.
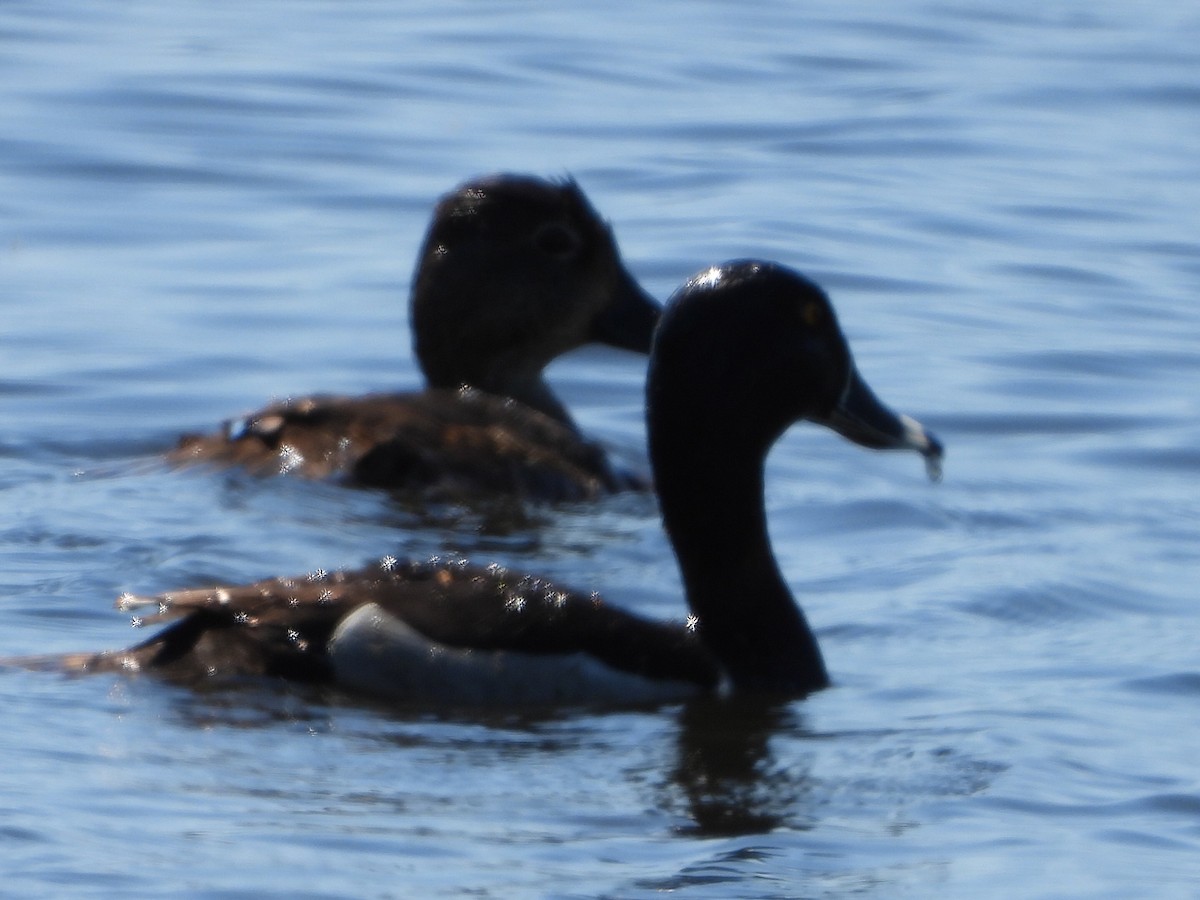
<box><xmin>27</xmin><ymin>260</ymin><xmax>942</xmax><ymax>705</ymax></box>
<box><xmin>50</xmin><ymin>557</ymin><xmax>719</xmax><ymax>706</ymax></box>
<box><xmin>170</xmin><ymin>174</ymin><xmax>659</xmax><ymax>502</ymax></box>
<box><xmin>172</xmin><ymin>388</ymin><xmax>639</xmax><ymax>502</ymax></box>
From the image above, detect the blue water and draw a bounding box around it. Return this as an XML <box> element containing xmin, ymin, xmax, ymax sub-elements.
<box><xmin>3</xmin><ymin>0</ymin><xmax>1199</xmax><ymax>896</ymax></box>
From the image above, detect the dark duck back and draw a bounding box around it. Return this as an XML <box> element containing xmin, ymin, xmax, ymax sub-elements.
<box><xmin>170</xmin><ymin>174</ymin><xmax>659</xmax><ymax>503</ymax></box>
<box><xmin>21</xmin><ymin>261</ymin><xmax>943</xmax><ymax>705</ymax></box>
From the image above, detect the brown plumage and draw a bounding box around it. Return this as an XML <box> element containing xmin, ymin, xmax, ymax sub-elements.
<box><xmin>170</xmin><ymin>174</ymin><xmax>659</xmax><ymax>502</ymax></box>
<box><xmin>172</xmin><ymin>388</ymin><xmax>637</xmax><ymax>502</ymax></box>
<box><xmin>38</xmin><ymin>557</ymin><xmax>719</xmax><ymax>697</ymax></box>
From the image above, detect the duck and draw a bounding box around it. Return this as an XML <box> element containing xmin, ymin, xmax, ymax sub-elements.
<box><xmin>169</xmin><ymin>174</ymin><xmax>661</xmax><ymax>503</ymax></box>
<box><xmin>31</xmin><ymin>261</ymin><xmax>943</xmax><ymax>704</ymax></box>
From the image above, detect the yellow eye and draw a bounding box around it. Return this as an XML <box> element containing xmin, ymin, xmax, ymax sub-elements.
<box><xmin>802</xmin><ymin>301</ymin><xmax>823</xmax><ymax>327</ymax></box>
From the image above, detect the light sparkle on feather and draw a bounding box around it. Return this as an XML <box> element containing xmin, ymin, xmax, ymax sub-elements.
<box><xmin>685</xmin><ymin>614</ymin><xmax>700</xmax><ymax>632</ymax></box>
<box><xmin>380</xmin><ymin>555</ymin><xmax>398</xmax><ymax>571</ymax></box>
<box><xmin>278</xmin><ymin>443</ymin><xmax>304</xmax><ymax>474</ymax></box>
<box><xmin>130</xmin><ymin>616</ymin><xmax>143</xmax><ymax>628</ymax></box>
<box><xmin>693</xmin><ymin>266</ymin><xmax>724</xmax><ymax>290</ymax></box>
<box><xmin>505</xmin><ymin>596</ymin><xmax>526</xmax><ymax>613</ymax></box>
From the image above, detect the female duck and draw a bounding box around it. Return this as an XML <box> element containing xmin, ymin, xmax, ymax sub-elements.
<box><xmin>42</xmin><ymin>261</ymin><xmax>943</xmax><ymax>703</ymax></box>
<box><xmin>171</xmin><ymin>174</ymin><xmax>660</xmax><ymax>503</ymax></box>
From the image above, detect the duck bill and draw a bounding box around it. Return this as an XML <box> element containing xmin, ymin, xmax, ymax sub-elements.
<box><xmin>590</xmin><ymin>268</ymin><xmax>662</xmax><ymax>354</ymax></box>
<box><xmin>814</xmin><ymin>367</ymin><xmax>945</xmax><ymax>481</ymax></box>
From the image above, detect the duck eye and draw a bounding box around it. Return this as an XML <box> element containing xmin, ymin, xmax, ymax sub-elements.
<box><xmin>534</xmin><ymin>223</ymin><xmax>580</xmax><ymax>258</ymax></box>
<box><xmin>802</xmin><ymin>300</ymin><xmax>824</xmax><ymax>327</ymax></box>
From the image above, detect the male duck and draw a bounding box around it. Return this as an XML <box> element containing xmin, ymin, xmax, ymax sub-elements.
<box><xmin>170</xmin><ymin>174</ymin><xmax>660</xmax><ymax>502</ymax></box>
<box><xmin>41</xmin><ymin>261</ymin><xmax>943</xmax><ymax>703</ymax></box>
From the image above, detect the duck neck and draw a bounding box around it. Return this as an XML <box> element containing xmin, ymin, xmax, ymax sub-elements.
<box><xmin>487</xmin><ymin>371</ymin><xmax>580</xmax><ymax>434</ymax></box>
<box><xmin>655</xmin><ymin>436</ymin><xmax>829</xmax><ymax>695</ymax></box>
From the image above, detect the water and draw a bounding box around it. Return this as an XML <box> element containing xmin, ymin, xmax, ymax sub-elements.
<box><xmin>3</xmin><ymin>0</ymin><xmax>1199</xmax><ymax>896</ymax></box>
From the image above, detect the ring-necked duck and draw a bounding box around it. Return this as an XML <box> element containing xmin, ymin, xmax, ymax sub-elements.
<box><xmin>27</xmin><ymin>261</ymin><xmax>943</xmax><ymax>704</ymax></box>
<box><xmin>170</xmin><ymin>174</ymin><xmax>660</xmax><ymax>502</ymax></box>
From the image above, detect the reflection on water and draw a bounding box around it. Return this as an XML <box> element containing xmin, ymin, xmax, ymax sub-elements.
<box><xmin>668</xmin><ymin>698</ymin><xmax>815</xmax><ymax>837</ymax></box>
